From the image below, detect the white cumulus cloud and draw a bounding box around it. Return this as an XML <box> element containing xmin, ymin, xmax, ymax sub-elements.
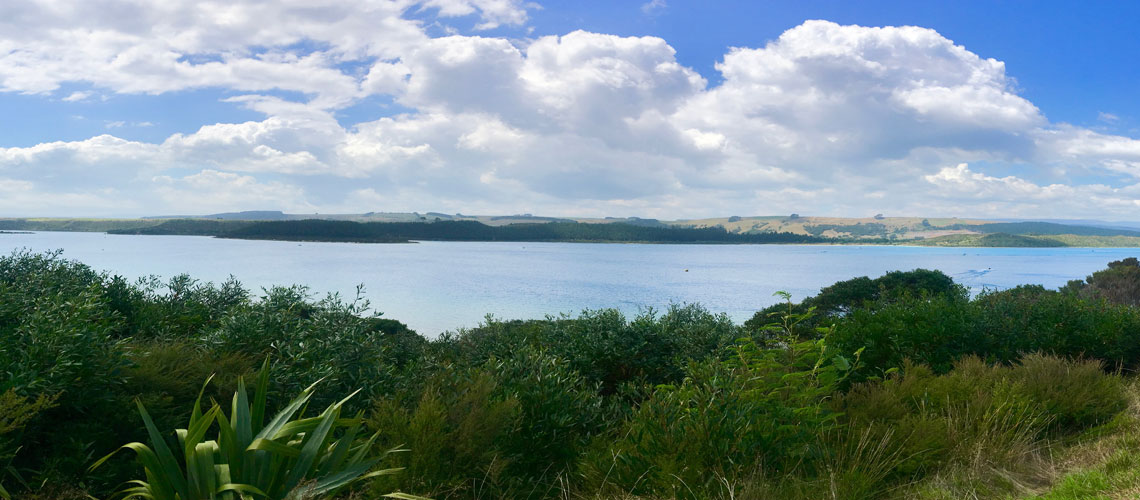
<box><xmin>1</xmin><ymin>10</ymin><xmax>1140</xmax><ymax>220</ymax></box>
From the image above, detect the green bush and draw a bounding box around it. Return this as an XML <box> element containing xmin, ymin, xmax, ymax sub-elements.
<box><xmin>490</xmin><ymin>347</ymin><xmax>605</xmax><ymax>487</ymax></box>
<box><xmin>838</xmin><ymin>357</ymin><xmax>1046</xmax><ymax>486</ymax></box>
<box><xmin>835</xmin><ymin>353</ymin><xmax>1126</xmax><ymax>496</ymax></box>
<box><xmin>972</xmin><ymin>286</ymin><xmax>1140</xmax><ymax>366</ymax></box>
<box><xmin>0</xmin><ymin>390</ymin><xmax>59</xmax><ymax>499</ymax></box>
<box><xmin>831</xmin><ymin>286</ymin><xmax>1140</xmax><ymax>378</ymax></box>
<box><xmin>744</xmin><ymin>269</ymin><xmax>964</xmax><ymax>332</ymax></box>
<box><xmin>0</xmin><ymin>250</ymin><xmax>127</xmax><ymax>401</ymax></box>
<box><xmin>367</xmin><ymin>367</ymin><xmax>521</xmax><ymax>497</ymax></box>
<box><xmin>104</xmin><ymin>274</ymin><xmax>249</xmax><ymax>340</ymax></box>
<box><xmin>0</xmin><ymin>252</ymin><xmax>132</xmax><ymax>489</ymax></box>
<box><xmin>436</xmin><ymin>305</ymin><xmax>736</xmax><ymax>400</ymax></box>
<box><xmin>1065</xmin><ymin>257</ymin><xmax>1140</xmax><ymax>306</ymax></box>
<box><xmin>580</xmin><ymin>312</ymin><xmax>857</xmax><ymax>498</ymax></box>
<box><xmin>831</xmin><ymin>293</ymin><xmax>974</xmax><ymax>376</ymax></box>
<box><xmin>203</xmin><ymin>286</ymin><xmax>420</xmax><ymax>411</ymax></box>
<box><xmin>543</xmin><ymin>305</ymin><xmax>737</xmax><ymax>397</ymax></box>
<box><xmin>122</xmin><ymin>341</ymin><xmax>255</xmax><ymax>432</ymax></box>
<box><xmin>1007</xmin><ymin>353</ymin><xmax>1127</xmax><ymax>433</ymax></box>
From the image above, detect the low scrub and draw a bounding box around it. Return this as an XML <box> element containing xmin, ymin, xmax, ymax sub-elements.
<box><xmin>578</xmin><ymin>310</ymin><xmax>859</xmax><ymax>498</ymax></box>
<box><xmin>3</xmin><ymin>250</ymin><xmax>1140</xmax><ymax>499</ymax></box>
<box><xmin>837</xmin><ymin>354</ymin><xmax>1127</xmax><ymax>498</ymax></box>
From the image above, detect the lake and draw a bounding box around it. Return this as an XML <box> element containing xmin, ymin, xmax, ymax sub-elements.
<box><xmin>2</xmin><ymin>231</ymin><xmax>1137</xmax><ymax>335</ymax></box>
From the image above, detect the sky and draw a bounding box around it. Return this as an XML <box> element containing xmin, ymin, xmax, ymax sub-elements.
<box><xmin>1</xmin><ymin>0</ymin><xmax>1139</xmax><ymax>220</ymax></box>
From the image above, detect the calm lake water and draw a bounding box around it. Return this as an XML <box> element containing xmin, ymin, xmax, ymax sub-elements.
<box><xmin>3</xmin><ymin>231</ymin><xmax>1138</xmax><ymax>336</ymax></box>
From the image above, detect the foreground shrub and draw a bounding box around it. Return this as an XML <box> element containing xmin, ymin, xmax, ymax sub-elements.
<box><xmin>831</xmin><ymin>293</ymin><xmax>974</xmax><ymax>376</ymax></box>
<box><xmin>93</xmin><ymin>361</ymin><xmax>415</xmax><ymax>500</ymax></box>
<box><xmin>204</xmin><ymin>285</ymin><xmax>423</xmax><ymax>411</ymax></box>
<box><xmin>491</xmin><ymin>347</ymin><xmax>606</xmax><ymax>488</ymax></box>
<box><xmin>368</xmin><ymin>367</ymin><xmax>521</xmax><ymax>497</ymax></box>
<box><xmin>437</xmin><ymin>304</ymin><xmax>737</xmax><ymax>400</ymax></box>
<box><xmin>543</xmin><ymin>305</ymin><xmax>737</xmax><ymax>397</ymax></box>
<box><xmin>832</xmin><ymin>287</ymin><xmax>1140</xmax><ymax>378</ymax></box>
<box><xmin>0</xmin><ymin>390</ymin><xmax>59</xmax><ymax>499</ymax></box>
<box><xmin>836</xmin><ymin>354</ymin><xmax>1128</xmax><ymax>497</ymax></box>
<box><xmin>0</xmin><ymin>251</ymin><xmax>127</xmax><ymax>402</ymax></box>
<box><xmin>122</xmin><ymin>341</ymin><xmax>255</xmax><ymax>432</ymax></box>
<box><xmin>368</xmin><ymin>348</ymin><xmax>604</xmax><ymax>497</ymax></box>
<box><xmin>1007</xmin><ymin>353</ymin><xmax>1127</xmax><ymax>433</ymax></box>
<box><xmin>0</xmin><ymin>251</ymin><xmax>131</xmax><ymax>488</ymax></box>
<box><xmin>104</xmin><ymin>274</ymin><xmax>249</xmax><ymax>340</ymax></box>
<box><xmin>580</xmin><ymin>312</ymin><xmax>857</xmax><ymax>498</ymax></box>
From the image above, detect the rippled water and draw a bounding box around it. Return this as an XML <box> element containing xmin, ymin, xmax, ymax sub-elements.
<box><xmin>3</xmin><ymin>231</ymin><xmax>1136</xmax><ymax>336</ymax></box>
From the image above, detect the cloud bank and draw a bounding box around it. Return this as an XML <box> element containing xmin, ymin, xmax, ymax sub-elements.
<box><xmin>1</xmin><ymin>2</ymin><xmax>1139</xmax><ymax>219</ymax></box>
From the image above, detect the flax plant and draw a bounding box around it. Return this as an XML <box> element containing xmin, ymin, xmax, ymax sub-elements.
<box><xmin>93</xmin><ymin>360</ymin><xmax>424</xmax><ymax>499</ymax></box>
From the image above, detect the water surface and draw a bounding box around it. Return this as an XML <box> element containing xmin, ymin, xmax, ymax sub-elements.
<box><xmin>2</xmin><ymin>231</ymin><xmax>1136</xmax><ymax>335</ymax></box>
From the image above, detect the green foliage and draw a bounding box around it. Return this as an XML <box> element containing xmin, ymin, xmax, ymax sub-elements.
<box><xmin>543</xmin><ymin>305</ymin><xmax>736</xmax><ymax>396</ymax></box>
<box><xmin>831</xmin><ymin>284</ymin><xmax>1140</xmax><ymax>378</ymax></box>
<box><xmin>1067</xmin><ymin>257</ymin><xmax>1140</xmax><ymax>306</ymax></box>
<box><xmin>971</xmin><ymin>221</ymin><xmax>1140</xmax><ymax>237</ymax></box>
<box><xmin>203</xmin><ymin>286</ymin><xmax>424</xmax><ymax>411</ymax></box>
<box><xmin>1009</xmin><ymin>353</ymin><xmax>1127</xmax><ymax>433</ymax></box>
<box><xmin>0</xmin><ymin>390</ymin><xmax>59</xmax><ymax>499</ymax></box>
<box><xmin>832</xmin><ymin>293</ymin><xmax>974</xmax><ymax>375</ymax></box>
<box><xmin>0</xmin><ymin>251</ymin><xmax>135</xmax><ymax>489</ymax></box>
<box><xmin>367</xmin><ymin>367</ymin><xmax>521</xmax><ymax>497</ymax></box>
<box><xmin>744</xmin><ymin>268</ymin><xmax>963</xmax><ymax>332</ymax></box>
<box><xmin>580</xmin><ymin>298</ymin><xmax>857</xmax><ymax>498</ymax></box>
<box><xmin>837</xmin><ymin>353</ymin><xmax>1127</xmax><ymax>497</ymax></box>
<box><xmin>93</xmin><ymin>361</ymin><xmax>413</xmax><ymax>500</ymax></box>
<box><xmin>106</xmin><ymin>274</ymin><xmax>249</xmax><ymax>340</ymax></box>
<box><xmin>490</xmin><ymin>347</ymin><xmax>605</xmax><ymax>485</ymax></box>
<box><xmin>915</xmin><ymin>232</ymin><xmax>1072</xmax><ymax>247</ymax></box>
<box><xmin>0</xmin><ymin>250</ymin><xmax>426</xmax><ymax>495</ymax></box>
<box><xmin>116</xmin><ymin>219</ymin><xmax>827</xmax><ymax>244</ymax></box>
<box><xmin>0</xmin><ymin>218</ymin><xmax>165</xmax><ymax>233</ymax></box>
<box><xmin>0</xmin><ymin>282</ymin><xmax>126</xmax><ymax>399</ymax></box>
<box><xmin>7</xmin><ymin>249</ymin><xmax>1140</xmax><ymax>499</ymax></box>
<box><xmin>122</xmin><ymin>341</ymin><xmax>255</xmax><ymax>433</ymax></box>
<box><xmin>435</xmin><ymin>304</ymin><xmax>736</xmax><ymax>399</ymax></box>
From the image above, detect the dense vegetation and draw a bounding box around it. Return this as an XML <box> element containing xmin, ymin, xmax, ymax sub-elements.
<box><xmin>4</xmin><ymin>250</ymin><xmax>1140</xmax><ymax>498</ymax></box>
<box><xmin>967</xmin><ymin>221</ymin><xmax>1140</xmax><ymax>237</ymax></box>
<box><xmin>0</xmin><ymin>218</ymin><xmax>166</xmax><ymax>233</ymax></box>
<box><xmin>109</xmin><ymin>219</ymin><xmax>826</xmax><ymax>244</ymax></box>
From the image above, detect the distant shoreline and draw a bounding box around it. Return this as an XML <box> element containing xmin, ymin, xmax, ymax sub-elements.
<box><xmin>4</xmin><ymin>216</ymin><xmax>1140</xmax><ymax>247</ymax></box>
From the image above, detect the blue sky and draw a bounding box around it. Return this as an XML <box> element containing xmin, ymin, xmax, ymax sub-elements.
<box><xmin>1</xmin><ymin>1</ymin><xmax>1138</xmax><ymax>219</ymax></box>
<box><xmin>532</xmin><ymin>1</ymin><xmax>1140</xmax><ymax>130</ymax></box>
